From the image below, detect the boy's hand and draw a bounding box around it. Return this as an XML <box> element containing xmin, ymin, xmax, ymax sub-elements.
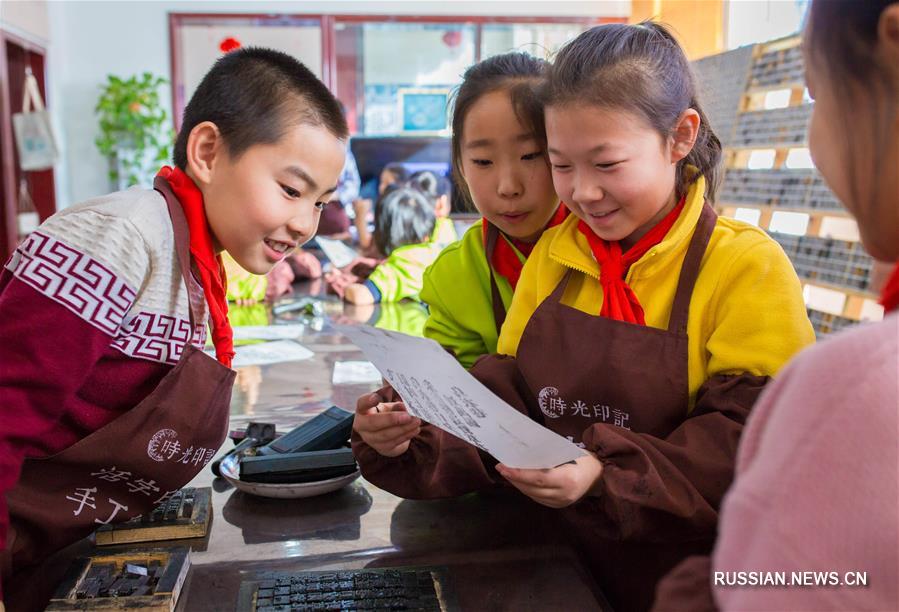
<box><xmin>354</xmin><ymin>392</ymin><xmax>421</xmax><ymax>457</ymax></box>
<box><xmin>496</xmin><ymin>453</ymin><xmax>604</xmax><ymax>508</ymax></box>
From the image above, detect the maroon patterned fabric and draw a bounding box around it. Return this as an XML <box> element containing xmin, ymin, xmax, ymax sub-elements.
<box><xmin>0</xmin><ymin>183</ymin><xmax>234</xmax><ymax>604</ymax></box>
<box><xmin>0</xmin><ymin>267</ymin><xmax>172</xmax><ymax>565</ymax></box>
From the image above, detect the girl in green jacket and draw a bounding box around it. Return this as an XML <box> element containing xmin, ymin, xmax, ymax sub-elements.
<box><xmin>420</xmin><ymin>52</ymin><xmax>568</xmax><ymax>368</ymax></box>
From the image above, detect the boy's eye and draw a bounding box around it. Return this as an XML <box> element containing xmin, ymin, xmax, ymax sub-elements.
<box><xmin>281</xmin><ymin>184</ymin><xmax>301</xmax><ymax>198</ymax></box>
<box><xmin>521</xmin><ymin>151</ymin><xmax>543</xmax><ymax>161</ymax></box>
<box><xmin>596</xmin><ymin>161</ymin><xmax>622</xmax><ymax>169</ymax></box>
<box><xmin>471</xmin><ymin>159</ymin><xmax>492</xmax><ymax>167</ymax></box>
<box><xmin>551</xmin><ymin>164</ymin><xmax>571</xmax><ymax>171</ymax></box>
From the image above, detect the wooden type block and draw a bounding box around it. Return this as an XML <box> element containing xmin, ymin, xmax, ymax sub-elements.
<box><xmin>95</xmin><ymin>487</ymin><xmax>211</xmax><ymax>546</ymax></box>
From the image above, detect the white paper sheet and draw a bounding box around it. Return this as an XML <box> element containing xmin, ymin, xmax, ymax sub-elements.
<box><xmin>231</xmin><ymin>340</ymin><xmax>314</xmax><ymax>367</ymax></box>
<box><xmin>336</xmin><ymin>325</ymin><xmax>585</xmax><ymax>469</ymax></box>
<box><xmin>231</xmin><ymin>325</ymin><xmax>305</xmax><ymax>341</ymax></box>
<box><xmin>316</xmin><ymin>236</ymin><xmax>359</xmax><ymax>268</ymax></box>
<box><xmin>332</xmin><ymin>360</ymin><xmax>383</xmax><ymax>385</ymax></box>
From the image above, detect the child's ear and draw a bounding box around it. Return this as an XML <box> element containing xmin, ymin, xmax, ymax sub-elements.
<box><xmin>669</xmin><ymin>109</ymin><xmax>700</xmax><ymax>164</ymax></box>
<box><xmin>185</xmin><ymin>121</ymin><xmax>222</xmax><ymax>185</ymax></box>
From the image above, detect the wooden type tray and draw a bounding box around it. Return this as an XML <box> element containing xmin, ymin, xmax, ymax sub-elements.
<box><xmin>95</xmin><ymin>487</ymin><xmax>211</xmax><ymax>545</ymax></box>
<box><xmin>46</xmin><ymin>547</ymin><xmax>190</xmax><ymax>611</ymax></box>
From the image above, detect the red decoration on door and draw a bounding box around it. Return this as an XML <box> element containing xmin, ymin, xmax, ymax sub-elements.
<box><xmin>442</xmin><ymin>31</ymin><xmax>462</xmax><ymax>48</ymax></box>
<box><xmin>219</xmin><ymin>37</ymin><xmax>242</xmax><ymax>53</ymax></box>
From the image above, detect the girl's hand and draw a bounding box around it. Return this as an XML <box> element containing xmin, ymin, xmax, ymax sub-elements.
<box><xmin>496</xmin><ymin>452</ymin><xmax>604</xmax><ymax>508</ymax></box>
<box><xmin>354</xmin><ymin>392</ymin><xmax>422</xmax><ymax>457</ymax></box>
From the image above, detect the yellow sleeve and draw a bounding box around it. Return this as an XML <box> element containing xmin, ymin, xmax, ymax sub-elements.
<box><xmin>496</xmin><ymin>242</ymin><xmax>545</xmax><ymax>357</ymax></box>
<box><xmin>705</xmin><ymin>238</ymin><xmax>815</xmax><ymax>378</ymax></box>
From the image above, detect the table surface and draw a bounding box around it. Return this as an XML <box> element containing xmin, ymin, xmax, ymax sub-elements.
<box><xmin>19</xmin><ymin>288</ymin><xmax>610</xmax><ymax>611</ymax></box>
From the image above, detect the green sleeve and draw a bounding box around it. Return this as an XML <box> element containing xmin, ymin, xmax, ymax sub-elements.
<box><xmin>421</xmin><ymin>265</ymin><xmax>491</xmax><ymax>369</ymax></box>
<box><xmin>367</xmin><ymin>251</ymin><xmax>428</xmax><ymax>302</ymax></box>
<box><xmin>372</xmin><ymin>302</ymin><xmax>428</xmax><ymax>336</ymax></box>
<box><xmin>226</xmin><ymin>272</ymin><xmax>267</xmax><ymax>302</ymax></box>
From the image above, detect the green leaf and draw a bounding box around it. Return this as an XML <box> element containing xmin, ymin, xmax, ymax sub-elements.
<box><xmin>95</xmin><ymin>70</ymin><xmax>174</xmax><ymax>187</ymax></box>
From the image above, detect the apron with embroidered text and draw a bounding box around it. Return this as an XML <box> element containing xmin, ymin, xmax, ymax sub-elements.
<box><xmin>510</xmin><ymin>203</ymin><xmax>717</xmax><ymax>611</ymax></box>
<box><xmin>2</xmin><ymin>177</ymin><xmax>234</xmax><ymax>573</ymax></box>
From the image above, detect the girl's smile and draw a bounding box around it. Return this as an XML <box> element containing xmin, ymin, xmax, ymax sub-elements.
<box><xmin>546</xmin><ymin>103</ymin><xmax>686</xmax><ymax>250</ymax></box>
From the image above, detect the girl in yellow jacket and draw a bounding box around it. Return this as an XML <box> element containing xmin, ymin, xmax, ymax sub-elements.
<box><xmin>353</xmin><ymin>23</ymin><xmax>817</xmax><ymax>611</ymax></box>
<box><xmin>420</xmin><ymin>52</ymin><xmax>568</xmax><ymax>368</ymax></box>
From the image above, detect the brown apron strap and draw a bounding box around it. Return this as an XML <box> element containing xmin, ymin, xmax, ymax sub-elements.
<box><xmin>547</xmin><ymin>269</ymin><xmax>574</xmax><ymax>305</ymax></box>
<box><xmin>153</xmin><ymin>175</ymin><xmax>200</xmax><ymax>332</ymax></box>
<box><xmin>484</xmin><ymin>222</ymin><xmax>509</xmax><ymax>335</ymax></box>
<box><xmin>667</xmin><ymin>202</ymin><xmax>718</xmax><ymax>335</ymax></box>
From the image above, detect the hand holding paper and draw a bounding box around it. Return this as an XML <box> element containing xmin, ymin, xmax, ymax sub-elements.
<box><xmin>354</xmin><ymin>391</ymin><xmax>422</xmax><ymax>457</ymax></box>
<box><xmin>496</xmin><ymin>453</ymin><xmax>604</xmax><ymax>508</ymax></box>
<box><xmin>337</xmin><ymin>325</ymin><xmax>585</xmax><ymax>469</ymax></box>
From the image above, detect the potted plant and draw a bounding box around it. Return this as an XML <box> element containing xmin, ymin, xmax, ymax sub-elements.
<box><xmin>95</xmin><ymin>72</ymin><xmax>172</xmax><ymax>190</ymax></box>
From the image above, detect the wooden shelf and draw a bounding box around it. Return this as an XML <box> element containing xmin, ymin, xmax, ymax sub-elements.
<box><xmin>802</xmin><ymin>280</ymin><xmax>882</xmax><ymax>322</ymax></box>
<box><xmin>719</xmin><ymin>204</ymin><xmax>857</xmax><ymax>241</ymax></box>
<box><xmin>696</xmin><ymin>34</ymin><xmax>884</xmax><ymax>333</ymax></box>
<box><xmin>720</xmin><ymin>202</ymin><xmax>850</xmax><ymax>219</ymax></box>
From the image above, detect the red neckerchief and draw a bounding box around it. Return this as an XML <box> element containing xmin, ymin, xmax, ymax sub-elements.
<box><xmin>577</xmin><ymin>196</ymin><xmax>686</xmax><ymax>325</ymax></box>
<box><xmin>879</xmin><ymin>262</ymin><xmax>899</xmax><ymax>313</ymax></box>
<box><xmin>156</xmin><ymin>166</ymin><xmax>234</xmax><ymax>367</ymax></box>
<box><xmin>483</xmin><ymin>204</ymin><xmax>569</xmax><ymax>290</ymax></box>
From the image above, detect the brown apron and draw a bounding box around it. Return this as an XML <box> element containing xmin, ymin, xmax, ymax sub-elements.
<box><xmin>510</xmin><ymin>203</ymin><xmax>717</xmax><ymax>611</ymax></box>
<box><xmin>2</xmin><ymin>177</ymin><xmax>234</xmax><ymax>575</ymax></box>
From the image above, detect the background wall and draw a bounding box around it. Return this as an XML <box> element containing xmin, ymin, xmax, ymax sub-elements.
<box><xmin>0</xmin><ymin>0</ymin><xmax>50</xmax><ymax>42</ymax></box>
<box><xmin>37</xmin><ymin>0</ymin><xmax>627</xmax><ymax>209</ymax></box>
<box><xmin>629</xmin><ymin>0</ymin><xmax>725</xmax><ymax>59</ymax></box>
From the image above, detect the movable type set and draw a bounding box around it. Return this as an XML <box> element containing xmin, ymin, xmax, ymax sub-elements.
<box><xmin>719</xmin><ymin>169</ymin><xmax>843</xmax><ymax>212</ymax></box>
<box><xmin>733</xmin><ymin>105</ymin><xmax>812</xmax><ymax>148</ymax></box>
<box><xmin>236</xmin><ymin>567</ymin><xmax>457</xmax><ymax>612</ymax></box>
<box><xmin>807</xmin><ymin>310</ymin><xmax>858</xmax><ymax>336</ymax></box>
<box><xmin>46</xmin><ymin>548</ymin><xmax>189</xmax><ymax>611</ymax></box>
<box><xmin>95</xmin><ymin>487</ymin><xmax>212</xmax><ymax>545</ymax></box>
<box><xmin>256</xmin><ymin>406</ymin><xmax>355</xmax><ymax>455</ymax></box>
<box><xmin>227</xmin><ymin>407</ymin><xmax>358</xmax><ymax>485</ymax></box>
<box><xmin>239</xmin><ymin>448</ymin><xmax>358</xmax><ymax>484</ymax></box>
<box><xmin>692</xmin><ymin>45</ymin><xmax>754</xmax><ymax>147</ymax></box>
<box><xmin>770</xmin><ymin>234</ymin><xmax>873</xmax><ymax>292</ymax></box>
<box><xmin>748</xmin><ymin>44</ymin><xmax>804</xmax><ymax>89</ymax></box>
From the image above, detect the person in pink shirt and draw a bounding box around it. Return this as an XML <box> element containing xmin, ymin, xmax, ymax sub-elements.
<box><xmin>652</xmin><ymin>1</ymin><xmax>899</xmax><ymax>610</ymax></box>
